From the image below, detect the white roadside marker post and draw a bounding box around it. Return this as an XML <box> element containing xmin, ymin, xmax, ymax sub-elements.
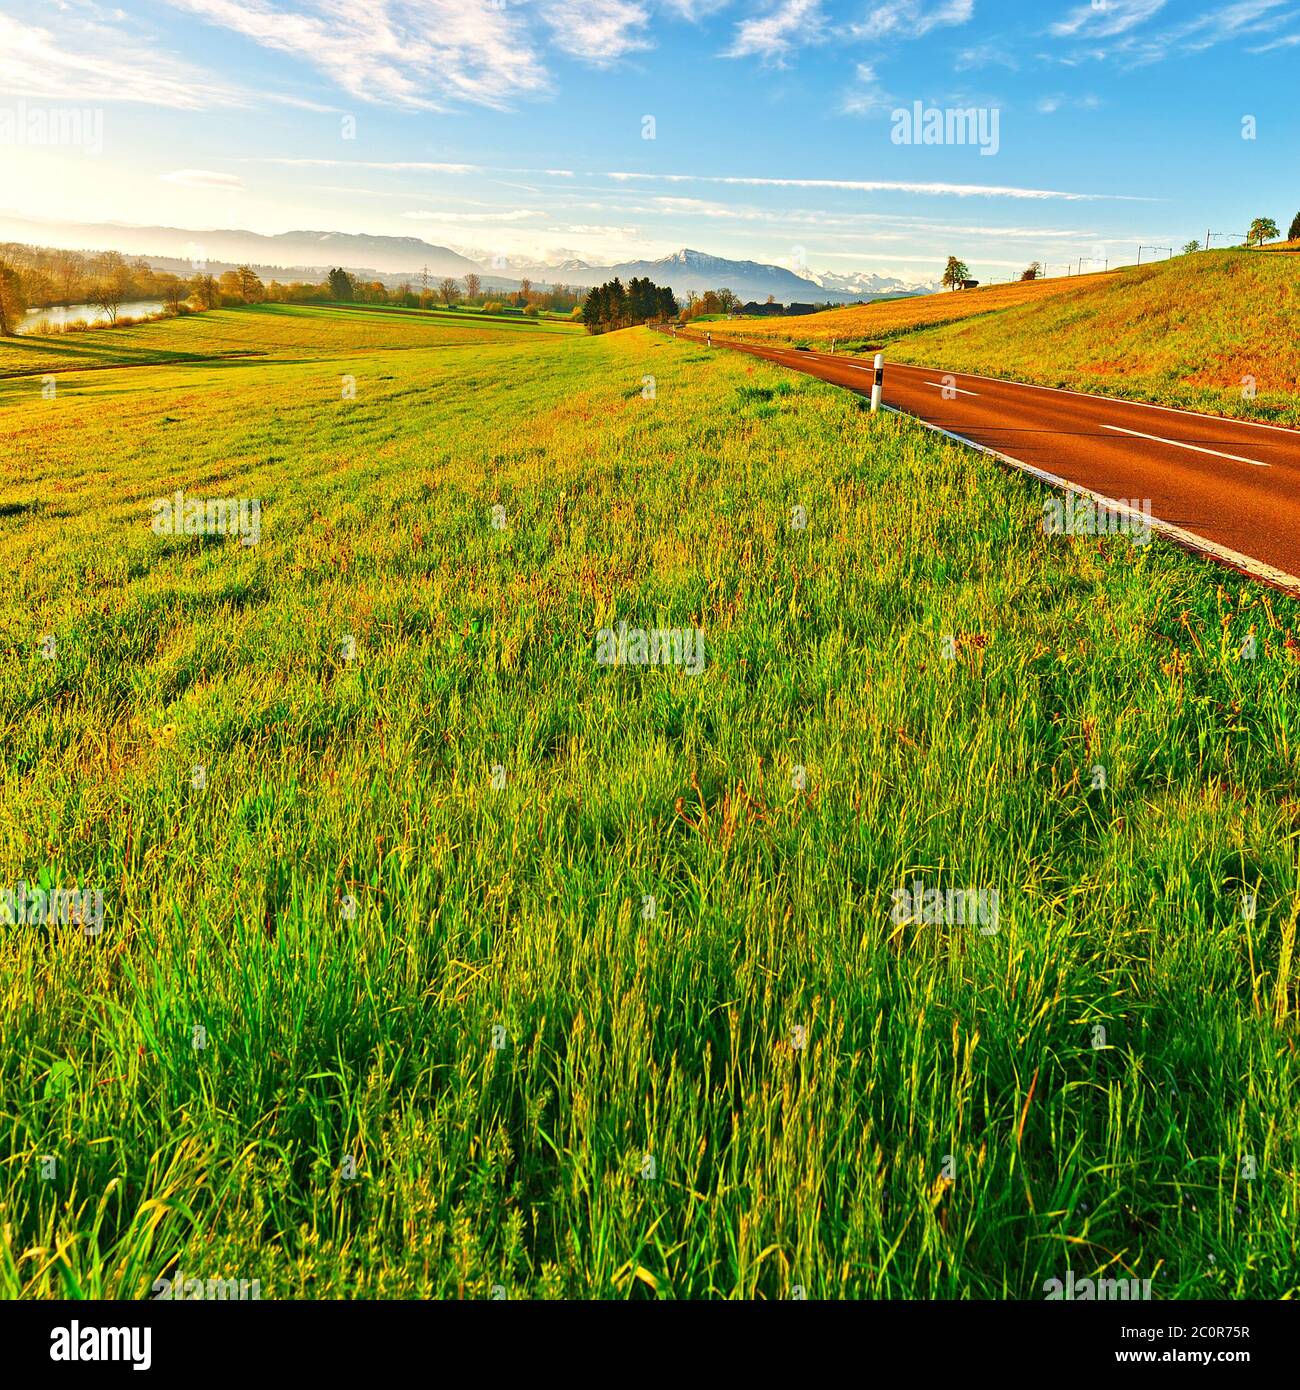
<box><xmin>707</xmin><ymin>331</ymin><xmax>712</xmax><ymax>347</ymax></box>
<box><xmin>870</xmin><ymin>352</ymin><xmax>884</xmax><ymax>413</ymax></box>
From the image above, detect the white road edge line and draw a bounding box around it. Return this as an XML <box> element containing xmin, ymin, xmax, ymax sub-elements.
<box><xmin>1101</xmin><ymin>423</ymin><xmax>1268</xmax><ymax>467</ymax></box>
<box><xmin>880</xmin><ymin>405</ymin><xmax>1300</xmax><ymax>599</ymax></box>
<box><xmin>924</xmin><ymin>380</ymin><xmax>978</xmax><ymax>397</ymax></box>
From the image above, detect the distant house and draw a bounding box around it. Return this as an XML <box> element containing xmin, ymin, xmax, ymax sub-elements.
<box><xmin>786</xmin><ymin>303</ymin><xmax>817</xmax><ymax>315</ymax></box>
<box><xmin>739</xmin><ymin>301</ymin><xmax>786</xmax><ymax>316</ymax></box>
<box><xmin>960</xmin><ymin>279</ymin><xmax>980</xmax><ymax>290</ymax></box>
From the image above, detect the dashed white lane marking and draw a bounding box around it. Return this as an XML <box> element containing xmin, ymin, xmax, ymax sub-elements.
<box><xmin>924</xmin><ymin>380</ymin><xmax>979</xmax><ymax>397</ymax></box>
<box><xmin>1101</xmin><ymin>423</ymin><xmax>1269</xmax><ymax>467</ymax></box>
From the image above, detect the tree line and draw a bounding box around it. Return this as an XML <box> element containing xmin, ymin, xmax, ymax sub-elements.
<box><xmin>0</xmin><ymin>242</ymin><xmax>594</xmax><ymax>335</ymax></box>
<box><xmin>326</xmin><ymin>267</ymin><xmax>585</xmax><ymax>316</ymax></box>
<box><xmin>581</xmin><ymin>276</ymin><xmax>677</xmax><ymax>334</ymax></box>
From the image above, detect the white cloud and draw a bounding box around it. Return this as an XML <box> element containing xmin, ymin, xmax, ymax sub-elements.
<box><xmin>1249</xmin><ymin>30</ymin><xmax>1300</xmax><ymax>48</ymax></box>
<box><xmin>659</xmin><ymin>0</ymin><xmax>732</xmax><ymax>18</ymax></box>
<box><xmin>605</xmin><ymin>170</ymin><xmax>1152</xmax><ymax>200</ymax></box>
<box><xmin>1036</xmin><ymin>92</ymin><xmax>1101</xmax><ymax>112</ymax></box>
<box><xmin>160</xmin><ymin>168</ymin><xmax>245</xmax><ymax>188</ymax></box>
<box><xmin>1050</xmin><ymin>0</ymin><xmax>1292</xmax><ymax>64</ymax></box>
<box><xmin>402</xmin><ymin>209</ymin><xmax>542</xmax><ymax>222</ymax></box>
<box><xmin>0</xmin><ymin>12</ymin><xmax>245</xmax><ymax>108</ymax></box>
<box><xmin>165</xmin><ymin>0</ymin><xmax>551</xmax><ymax>111</ymax></box>
<box><xmin>540</xmin><ymin>0</ymin><xmax>653</xmax><ymax>64</ymax></box>
<box><xmin>954</xmin><ymin>40</ymin><xmax>1019</xmax><ymax>70</ymax></box>
<box><xmin>851</xmin><ymin>0</ymin><xmax>975</xmax><ymax>40</ymax></box>
<box><xmin>1050</xmin><ymin>0</ymin><xmax>1167</xmax><ymax>39</ymax></box>
<box><xmin>241</xmin><ymin>158</ymin><xmax>482</xmax><ymax>173</ymax></box>
<box><xmin>725</xmin><ymin>0</ymin><xmax>826</xmax><ymax>62</ymax></box>
<box><xmin>840</xmin><ymin>61</ymin><xmax>893</xmax><ymax>116</ymax></box>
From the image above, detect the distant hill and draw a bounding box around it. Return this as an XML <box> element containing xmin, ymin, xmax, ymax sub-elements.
<box><xmin>537</xmin><ymin>248</ymin><xmax>930</xmax><ymax>306</ymax></box>
<box><xmin>0</xmin><ymin>215</ymin><xmax>480</xmax><ymax>279</ymax></box>
<box><xmin>0</xmin><ymin>215</ymin><xmax>937</xmax><ymax>305</ymax></box>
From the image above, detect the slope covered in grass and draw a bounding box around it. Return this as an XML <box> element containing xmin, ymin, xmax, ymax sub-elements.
<box><xmin>0</xmin><ymin>302</ymin><xmax>566</xmax><ymax>382</ymax></box>
<box><xmin>710</xmin><ymin>271</ymin><xmax>1118</xmax><ymax>348</ymax></box>
<box><xmin>1</xmin><ymin>320</ymin><xmax>1298</xmax><ymax>1299</ymax></box>
<box><xmin>889</xmin><ymin>250</ymin><xmax>1300</xmax><ymax>425</ymax></box>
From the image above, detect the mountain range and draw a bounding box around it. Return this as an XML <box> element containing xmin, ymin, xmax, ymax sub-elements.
<box><xmin>0</xmin><ymin>213</ymin><xmax>938</xmax><ymax>305</ymax></box>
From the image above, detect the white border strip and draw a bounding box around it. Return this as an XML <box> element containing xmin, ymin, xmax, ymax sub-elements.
<box><xmin>880</xmin><ymin>405</ymin><xmax>1300</xmax><ymax>597</ymax></box>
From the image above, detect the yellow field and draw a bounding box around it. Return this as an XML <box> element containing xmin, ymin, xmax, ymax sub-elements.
<box><xmin>709</xmin><ymin>270</ymin><xmax>1119</xmax><ymax>347</ymax></box>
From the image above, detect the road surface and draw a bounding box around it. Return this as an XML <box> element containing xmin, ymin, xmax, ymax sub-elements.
<box><xmin>656</xmin><ymin>325</ymin><xmax>1300</xmax><ymax>594</ymax></box>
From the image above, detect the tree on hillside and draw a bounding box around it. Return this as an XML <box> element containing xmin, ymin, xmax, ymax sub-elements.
<box><xmin>192</xmin><ymin>273</ymin><xmax>220</xmax><ymax>309</ymax></box>
<box><xmin>327</xmin><ymin>266</ymin><xmax>355</xmax><ymax>301</ymax></box>
<box><xmin>0</xmin><ymin>259</ymin><xmax>27</xmax><ymax>335</ymax></box>
<box><xmin>464</xmin><ymin>272</ymin><xmax>481</xmax><ymax>301</ymax></box>
<box><xmin>159</xmin><ymin>273</ymin><xmax>189</xmax><ymax>315</ymax></box>
<box><xmin>1247</xmin><ymin>217</ymin><xmax>1279</xmax><ymax>247</ymax></box>
<box><xmin>1181</xmin><ymin>240</ymin><xmax>1202</xmax><ymax>255</ymax></box>
<box><xmin>438</xmin><ymin>276</ymin><xmax>460</xmax><ymax>306</ymax></box>
<box><xmin>1019</xmin><ymin>261</ymin><xmax>1042</xmax><ymax>281</ymax></box>
<box><xmin>942</xmin><ymin>256</ymin><xmax>971</xmax><ymax>290</ymax></box>
<box><xmin>1289</xmin><ymin>211</ymin><xmax>1300</xmax><ymax>242</ymax></box>
<box><xmin>236</xmin><ymin>265</ymin><xmax>264</xmax><ymax>303</ymax></box>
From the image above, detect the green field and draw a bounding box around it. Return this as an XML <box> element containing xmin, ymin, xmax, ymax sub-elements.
<box><xmin>1</xmin><ymin>304</ymin><xmax>1297</xmax><ymax>1298</ymax></box>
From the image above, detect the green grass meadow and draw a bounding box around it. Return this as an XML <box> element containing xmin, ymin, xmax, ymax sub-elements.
<box><xmin>1</xmin><ymin>305</ymin><xmax>1297</xmax><ymax>1299</ymax></box>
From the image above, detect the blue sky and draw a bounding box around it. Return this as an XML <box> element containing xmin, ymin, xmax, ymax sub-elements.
<box><xmin>2</xmin><ymin>0</ymin><xmax>1297</xmax><ymax>281</ymax></box>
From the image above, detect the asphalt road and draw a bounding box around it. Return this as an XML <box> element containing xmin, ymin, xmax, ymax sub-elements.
<box><xmin>656</xmin><ymin>325</ymin><xmax>1300</xmax><ymax>594</ymax></box>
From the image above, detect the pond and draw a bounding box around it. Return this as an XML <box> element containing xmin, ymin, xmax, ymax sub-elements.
<box><xmin>18</xmin><ymin>300</ymin><xmax>166</xmax><ymax>333</ymax></box>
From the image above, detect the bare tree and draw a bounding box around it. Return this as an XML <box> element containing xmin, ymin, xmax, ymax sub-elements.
<box><xmin>438</xmin><ymin>276</ymin><xmax>460</xmax><ymax>306</ymax></box>
<box><xmin>54</xmin><ymin>249</ymin><xmax>84</xmax><ymax>305</ymax></box>
<box><xmin>91</xmin><ymin>277</ymin><xmax>125</xmax><ymax>323</ymax></box>
<box><xmin>464</xmin><ymin>272</ymin><xmax>481</xmax><ymax>301</ymax></box>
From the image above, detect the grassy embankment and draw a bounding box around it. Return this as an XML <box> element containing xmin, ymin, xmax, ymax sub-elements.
<box><xmin>712</xmin><ymin>252</ymin><xmax>1300</xmax><ymax>427</ymax></box>
<box><xmin>1</xmin><ymin>304</ymin><xmax>1297</xmax><ymax>1298</ymax></box>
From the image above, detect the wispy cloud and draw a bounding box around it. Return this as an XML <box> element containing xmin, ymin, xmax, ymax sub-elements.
<box><xmin>954</xmin><ymin>40</ymin><xmax>1020</xmax><ymax>70</ymax></box>
<box><xmin>0</xmin><ymin>12</ymin><xmax>245</xmax><ymax>108</ymax></box>
<box><xmin>1036</xmin><ymin>92</ymin><xmax>1102</xmax><ymax>113</ymax></box>
<box><xmin>725</xmin><ymin>0</ymin><xmax>826</xmax><ymax>63</ymax></box>
<box><xmin>160</xmin><ymin>169</ymin><xmax>245</xmax><ymax>188</ymax></box>
<box><xmin>605</xmin><ymin>170</ymin><xmax>1152</xmax><ymax>200</ymax></box>
<box><xmin>850</xmin><ymin>0</ymin><xmax>975</xmax><ymax>40</ymax></box>
<box><xmin>540</xmin><ymin>0</ymin><xmax>653</xmax><ymax>64</ymax></box>
<box><xmin>402</xmin><ymin>209</ymin><xmax>542</xmax><ymax>222</ymax></box>
<box><xmin>1050</xmin><ymin>0</ymin><xmax>1167</xmax><ymax>39</ymax></box>
<box><xmin>165</xmin><ymin>0</ymin><xmax>551</xmax><ymax>111</ymax></box>
<box><xmin>840</xmin><ymin>62</ymin><xmax>894</xmax><ymax>116</ymax></box>
<box><xmin>1049</xmin><ymin>0</ymin><xmax>1293</xmax><ymax>64</ymax></box>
